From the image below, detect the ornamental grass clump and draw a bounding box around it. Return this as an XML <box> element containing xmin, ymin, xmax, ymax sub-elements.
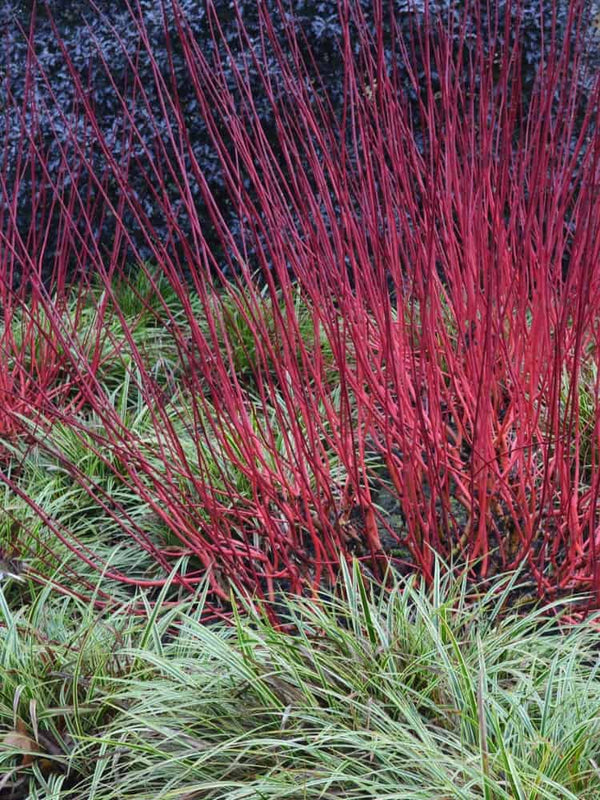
<box><xmin>1</xmin><ymin>0</ymin><xmax>600</xmax><ymax>611</ymax></box>
<box><xmin>3</xmin><ymin>565</ymin><xmax>600</xmax><ymax>799</ymax></box>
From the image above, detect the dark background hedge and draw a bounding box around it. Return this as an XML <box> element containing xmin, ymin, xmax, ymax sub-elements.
<box><xmin>0</xmin><ymin>1</ymin><xmax>587</xmax><ymax>279</ymax></box>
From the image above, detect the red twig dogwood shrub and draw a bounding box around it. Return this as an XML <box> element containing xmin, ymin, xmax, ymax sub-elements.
<box><xmin>0</xmin><ymin>238</ymin><xmax>88</xmax><ymax>453</ymax></box>
<box><xmin>3</xmin><ymin>0</ymin><xmax>600</xmax><ymax>613</ymax></box>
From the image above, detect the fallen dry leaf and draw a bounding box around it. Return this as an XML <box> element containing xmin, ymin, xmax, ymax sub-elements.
<box><xmin>2</xmin><ymin>728</ymin><xmax>40</xmax><ymax>767</ymax></box>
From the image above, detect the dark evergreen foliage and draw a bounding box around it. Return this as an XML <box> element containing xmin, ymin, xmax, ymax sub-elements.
<box><xmin>0</xmin><ymin>1</ymin><xmax>581</xmax><ymax>273</ymax></box>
